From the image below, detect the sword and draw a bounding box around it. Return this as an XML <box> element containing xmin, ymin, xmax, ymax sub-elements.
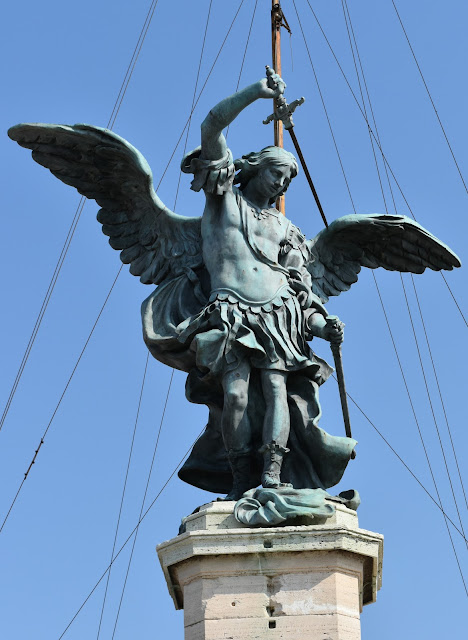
<box><xmin>263</xmin><ymin>67</ymin><xmax>353</xmax><ymax>456</ymax></box>
<box><xmin>326</xmin><ymin>316</ymin><xmax>356</xmax><ymax>459</ymax></box>
<box><xmin>263</xmin><ymin>65</ymin><xmax>329</xmax><ymax>228</ymax></box>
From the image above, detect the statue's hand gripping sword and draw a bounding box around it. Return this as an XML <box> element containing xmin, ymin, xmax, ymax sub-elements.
<box><xmin>263</xmin><ymin>65</ymin><xmax>329</xmax><ymax>229</ymax></box>
<box><xmin>262</xmin><ymin>84</ymin><xmax>305</xmax><ymax>131</ymax></box>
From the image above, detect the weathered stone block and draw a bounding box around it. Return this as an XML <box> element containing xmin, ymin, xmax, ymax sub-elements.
<box><xmin>157</xmin><ymin>501</ymin><xmax>383</xmax><ymax>639</ymax></box>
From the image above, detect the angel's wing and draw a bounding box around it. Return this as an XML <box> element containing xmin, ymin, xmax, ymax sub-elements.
<box><xmin>307</xmin><ymin>214</ymin><xmax>461</xmax><ymax>303</ymax></box>
<box><xmin>8</xmin><ymin>123</ymin><xmax>202</xmax><ymax>286</ymax></box>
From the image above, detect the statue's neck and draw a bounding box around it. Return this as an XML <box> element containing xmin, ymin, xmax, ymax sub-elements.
<box><xmin>241</xmin><ymin>183</ymin><xmax>270</xmax><ymax>210</ymax></box>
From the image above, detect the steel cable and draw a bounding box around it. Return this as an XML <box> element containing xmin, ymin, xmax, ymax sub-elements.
<box><xmin>344</xmin><ymin>0</ymin><xmax>467</xmax><ymax>502</ymax></box>
<box><xmin>109</xmin><ymin>2</ymin><xmax>216</xmax><ymax>631</ymax></box>
<box><xmin>400</xmin><ymin>274</ymin><xmax>468</xmax><ymax>547</ymax></box>
<box><xmin>110</xmin><ymin>369</ymin><xmax>174</xmax><ymax>638</ymax></box>
<box><xmin>153</xmin><ymin>0</ymin><xmax>246</xmax><ymax>192</ymax></box>
<box><xmin>38</xmin><ymin>4</ymin><xmax>468</xmax><ymax>629</ymax></box>
<box><xmin>341</xmin><ymin>0</ymin><xmax>400</xmax><ymax>220</ymax></box>
<box><xmin>340</xmin><ymin>379</ymin><xmax>468</xmax><ymax>543</ymax></box>
<box><xmin>342</xmin><ymin>0</ymin><xmax>468</xmax><ymax>585</ymax></box>
<box><xmin>411</xmin><ymin>274</ymin><xmax>468</xmax><ymax>511</ymax></box>
<box><xmin>56</xmin><ymin>430</ymin><xmax>203</xmax><ymax>640</ymax></box>
<box><xmin>96</xmin><ymin>353</ymin><xmax>150</xmax><ymax>640</ymax></box>
<box><xmin>293</xmin><ymin>0</ymin><xmax>468</xmax><ymax>574</ymax></box>
<box><xmin>340</xmin><ymin>0</ymin><xmax>389</xmax><ymax>213</ymax></box>
<box><xmin>343</xmin><ymin>0</ymin><xmax>466</xmax><ymax>491</ymax></box>
<box><xmin>171</xmin><ymin>0</ymin><xmax>213</xmax><ymax>209</ymax></box>
<box><xmin>106</xmin><ymin>0</ymin><xmax>161</xmax><ymax>130</ymax></box>
<box><xmin>0</xmin><ymin>265</ymin><xmax>123</xmax><ymax>534</ymax></box>
<box><xmin>226</xmin><ymin>0</ymin><xmax>258</xmax><ymax>139</ymax></box>
<box><xmin>0</xmin><ymin>1</ymin><xmax>163</xmax><ymax>436</ymax></box>
<box><xmin>302</xmin><ymin>0</ymin><xmax>467</xmax><ymax>327</ymax></box>
<box><xmin>390</xmin><ymin>0</ymin><xmax>468</xmax><ymax>196</ymax></box>
<box><xmin>0</xmin><ymin>0</ymin><xmax>245</xmax><ymax>535</ymax></box>
<box><xmin>0</xmin><ymin>198</ymin><xmax>85</xmax><ymax>435</ymax></box>
<box><xmin>58</xmin><ymin>383</ymin><xmax>468</xmax><ymax>640</ymax></box>
<box><xmin>291</xmin><ymin>0</ymin><xmax>357</xmax><ymax>215</ymax></box>
<box><xmin>441</xmin><ymin>272</ymin><xmax>468</xmax><ymax>328</ymax></box>
<box><xmin>109</xmin><ymin>5</ymin><xmax>258</xmax><ymax>625</ymax></box>
<box><xmin>361</xmin><ymin>308</ymin><xmax>468</xmax><ymax>583</ymax></box>
<box><xmin>374</xmin><ymin>270</ymin><xmax>468</xmax><ymax>588</ymax></box>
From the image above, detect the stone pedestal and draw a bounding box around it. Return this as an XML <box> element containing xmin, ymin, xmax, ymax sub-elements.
<box><xmin>157</xmin><ymin>501</ymin><xmax>383</xmax><ymax>640</ymax></box>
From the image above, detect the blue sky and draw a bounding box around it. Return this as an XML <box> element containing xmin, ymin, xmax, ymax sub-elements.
<box><xmin>1</xmin><ymin>1</ymin><xmax>467</xmax><ymax>638</ymax></box>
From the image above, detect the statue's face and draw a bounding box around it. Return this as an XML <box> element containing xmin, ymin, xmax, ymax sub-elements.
<box><xmin>256</xmin><ymin>163</ymin><xmax>294</xmax><ymax>201</ymax></box>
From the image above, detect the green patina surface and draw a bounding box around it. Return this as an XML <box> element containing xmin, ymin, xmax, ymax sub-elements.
<box><xmin>8</xmin><ymin>72</ymin><xmax>460</xmax><ymax>520</ymax></box>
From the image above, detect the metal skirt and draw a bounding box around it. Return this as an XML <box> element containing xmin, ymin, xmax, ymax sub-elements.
<box><xmin>177</xmin><ymin>286</ymin><xmax>316</xmax><ymax>376</ymax></box>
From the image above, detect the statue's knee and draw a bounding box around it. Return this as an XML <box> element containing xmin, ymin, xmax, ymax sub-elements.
<box><xmin>263</xmin><ymin>372</ymin><xmax>287</xmax><ymax>399</ymax></box>
<box><xmin>225</xmin><ymin>386</ymin><xmax>248</xmax><ymax>412</ymax></box>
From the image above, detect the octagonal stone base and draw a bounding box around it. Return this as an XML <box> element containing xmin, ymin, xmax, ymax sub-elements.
<box><xmin>157</xmin><ymin>501</ymin><xmax>383</xmax><ymax>640</ymax></box>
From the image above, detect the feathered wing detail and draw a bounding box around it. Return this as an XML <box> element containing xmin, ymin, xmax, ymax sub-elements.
<box><xmin>8</xmin><ymin>123</ymin><xmax>203</xmax><ymax>285</ymax></box>
<box><xmin>306</xmin><ymin>214</ymin><xmax>461</xmax><ymax>303</ymax></box>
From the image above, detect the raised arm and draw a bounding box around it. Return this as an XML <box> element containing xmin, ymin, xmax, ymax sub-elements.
<box><xmin>200</xmin><ymin>72</ymin><xmax>285</xmax><ymax>161</ymax></box>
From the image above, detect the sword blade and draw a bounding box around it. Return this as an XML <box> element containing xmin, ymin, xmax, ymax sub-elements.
<box><xmin>287</xmin><ymin>128</ymin><xmax>328</xmax><ymax>228</ymax></box>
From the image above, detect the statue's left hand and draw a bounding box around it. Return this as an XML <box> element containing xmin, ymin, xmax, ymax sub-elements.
<box><xmin>323</xmin><ymin>316</ymin><xmax>345</xmax><ymax>345</ymax></box>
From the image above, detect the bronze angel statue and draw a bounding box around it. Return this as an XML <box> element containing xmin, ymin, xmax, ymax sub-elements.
<box><xmin>9</xmin><ymin>73</ymin><xmax>460</xmax><ymax>506</ymax></box>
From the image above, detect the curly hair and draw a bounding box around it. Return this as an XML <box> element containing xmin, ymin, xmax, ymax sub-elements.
<box><xmin>233</xmin><ymin>146</ymin><xmax>299</xmax><ymax>204</ymax></box>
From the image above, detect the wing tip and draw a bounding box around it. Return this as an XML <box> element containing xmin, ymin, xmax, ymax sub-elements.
<box><xmin>451</xmin><ymin>253</ymin><xmax>462</xmax><ymax>269</ymax></box>
<box><xmin>7</xmin><ymin>123</ymin><xmax>28</xmax><ymax>142</ymax></box>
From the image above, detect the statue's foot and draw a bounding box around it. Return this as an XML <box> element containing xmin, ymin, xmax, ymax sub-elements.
<box><xmin>260</xmin><ymin>442</ymin><xmax>290</xmax><ymax>490</ymax></box>
<box><xmin>261</xmin><ymin>471</ymin><xmax>292</xmax><ymax>489</ymax></box>
<box><xmin>218</xmin><ymin>486</ymin><xmax>250</xmax><ymax>501</ymax></box>
<box><xmin>221</xmin><ymin>448</ymin><xmax>252</xmax><ymax>502</ymax></box>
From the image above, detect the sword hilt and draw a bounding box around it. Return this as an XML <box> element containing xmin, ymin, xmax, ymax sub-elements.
<box><xmin>263</xmin><ymin>65</ymin><xmax>304</xmax><ymax>130</ymax></box>
<box><xmin>265</xmin><ymin>65</ymin><xmax>279</xmax><ymax>91</ymax></box>
<box><xmin>326</xmin><ymin>315</ymin><xmax>344</xmax><ymax>345</ymax></box>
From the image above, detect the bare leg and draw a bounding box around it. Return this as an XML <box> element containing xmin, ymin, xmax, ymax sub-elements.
<box><xmin>260</xmin><ymin>370</ymin><xmax>289</xmax><ymax>447</ymax></box>
<box><xmin>221</xmin><ymin>360</ymin><xmax>251</xmax><ymax>451</ymax></box>
<box><xmin>220</xmin><ymin>360</ymin><xmax>253</xmax><ymax>500</ymax></box>
<box><xmin>260</xmin><ymin>369</ymin><xmax>291</xmax><ymax>488</ymax></box>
